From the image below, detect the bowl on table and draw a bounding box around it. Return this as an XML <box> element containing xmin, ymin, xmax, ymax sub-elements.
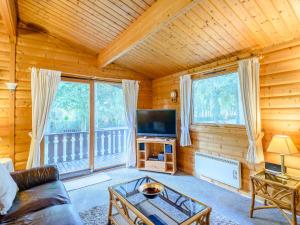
<box><xmin>138</xmin><ymin>182</ymin><xmax>164</xmax><ymax>199</ymax></box>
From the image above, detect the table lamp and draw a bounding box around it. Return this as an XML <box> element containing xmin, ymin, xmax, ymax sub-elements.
<box><xmin>267</xmin><ymin>135</ymin><xmax>298</xmax><ymax>178</ymax></box>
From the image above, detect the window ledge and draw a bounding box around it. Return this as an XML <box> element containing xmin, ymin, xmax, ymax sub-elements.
<box><xmin>190</xmin><ymin>123</ymin><xmax>247</xmax><ymax>133</ymax></box>
<box><xmin>191</xmin><ymin>123</ymin><xmax>245</xmax><ymax>128</ymax></box>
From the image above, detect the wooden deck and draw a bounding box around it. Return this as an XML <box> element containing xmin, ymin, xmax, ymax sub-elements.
<box><xmin>56</xmin><ymin>152</ymin><xmax>126</xmax><ymax>174</ymax></box>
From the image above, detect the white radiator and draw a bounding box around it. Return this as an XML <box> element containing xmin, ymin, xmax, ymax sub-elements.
<box><xmin>195</xmin><ymin>153</ymin><xmax>241</xmax><ymax>189</ymax></box>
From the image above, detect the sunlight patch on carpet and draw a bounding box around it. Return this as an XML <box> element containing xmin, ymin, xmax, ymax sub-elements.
<box><xmin>63</xmin><ymin>173</ymin><xmax>111</xmax><ymax>191</ymax></box>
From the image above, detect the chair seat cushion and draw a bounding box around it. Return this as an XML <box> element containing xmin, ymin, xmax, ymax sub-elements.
<box><xmin>0</xmin><ymin>181</ymin><xmax>70</xmax><ymax>223</ymax></box>
<box><xmin>1</xmin><ymin>204</ymin><xmax>83</xmax><ymax>225</ymax></box>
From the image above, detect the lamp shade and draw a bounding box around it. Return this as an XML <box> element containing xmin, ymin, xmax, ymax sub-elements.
<box><xmin>267</xmin><ymin>135</ymin><xmax>298</xmax><ymax>155</ymax></box>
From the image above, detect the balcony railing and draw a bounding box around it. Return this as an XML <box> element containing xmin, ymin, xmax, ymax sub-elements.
<box><xmin>44</xmin><ymin>127</ymin><xmax>128</xmax><ymax>166</ymax></box>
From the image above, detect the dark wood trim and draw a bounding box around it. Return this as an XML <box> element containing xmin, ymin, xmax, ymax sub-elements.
<box><xmin>61</xmin><ymin>76</ymin><xmax>90</xmax><ymax>83</ymax></box>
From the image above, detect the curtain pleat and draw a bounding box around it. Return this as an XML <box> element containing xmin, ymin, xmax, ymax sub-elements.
<box><xmin>26</xmin><ymin>68</ymin><xmax>61</xmax><ymax>169</ymax></box>
<box><xmin>122</xmin><ymin>80</ymin><xmax>139</xmax><ymax>167</ymax></box>
<box><xmin>238</xmin><ymin>58</ymin><xmax>264</xmax><ymax>164</ymax></box>
<box><xmin>180</xmin><ymin>75</ymin><xmax>192</xmax><ymax>147</ymax></box>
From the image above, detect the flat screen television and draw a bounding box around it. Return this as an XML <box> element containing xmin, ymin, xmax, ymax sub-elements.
<box><xmin>137</xmin><ymin>109</ymin><xmax>176</xmax><ymax>137</ymax></box>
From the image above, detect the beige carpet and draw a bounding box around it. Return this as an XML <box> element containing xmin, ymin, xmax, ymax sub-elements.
<box><xmin>63</xmin><ymin>172</ymin><xmax>111</xmax><ymax>191</ymax></box>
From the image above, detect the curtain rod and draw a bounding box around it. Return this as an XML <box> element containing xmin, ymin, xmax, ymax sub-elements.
<box><xmin>188</xmin><ymin>54</ymin><xmax>259</xmax><ymax>77</ymax></box>
<box><xmin>61</xmin><ymin>72</ymin><xmax>122</xmax><ymax>84</ymax></box>
<box><xmin>190</xmin><ymin>62</ymin><xmax>238</xmax><ymax>77</ymax></box>
<box><xmin>29</xmin><ymin>67</ymin><xmax>141</xmax><ymax>84</ymax></box>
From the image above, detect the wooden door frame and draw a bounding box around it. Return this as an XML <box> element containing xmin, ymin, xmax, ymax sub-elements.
<box><xmin>89</xmin><ymin>80</ymin><xmax>95</xmax><ymax>171</ymax></box>
<box><xmin>62</xmin><ymin>77</ymin><xmax>95</xmax><ymax>171</ymax></box>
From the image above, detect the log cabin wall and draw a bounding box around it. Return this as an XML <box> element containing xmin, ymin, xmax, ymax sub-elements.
<box><xmin>152</xmin><ymin>40</ymin><xmax>300</xmax><ymax>192</ymax></box>
<box><xmin>0</xmin><ymin>19</ymin><xmax>13</xmax><ymax>160</ymax></box>
<box><xmin>261</xmin><ymin>41</ymin><xmax>300</xmax><ymax>174</ymax></box>
<box><xmin>5</xmin><ymin>27</ymin><xmax>152</xmax><ymax>170</ymax></box>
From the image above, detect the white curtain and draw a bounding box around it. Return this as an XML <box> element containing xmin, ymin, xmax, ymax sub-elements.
<box><xmin>238</xmin><ymin>58</ymin><xmax>264</xmax><ymax>164</ymax></box>
<box><xmin>122</xmin><ymin>80</ymin><xmax>139</xmax><ymax>167</ymax></box>
<box><xmin>26</xmin><ymin>68</ymin><xmax>61</xmax><ymax>169</ymax></box>
<box><xmin>180</xmin><ymin>75</ymin><xmax>192</xmax><ymax>147</ymax></box>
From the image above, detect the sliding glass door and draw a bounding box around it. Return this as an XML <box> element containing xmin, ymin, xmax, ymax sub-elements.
<box><xmin>94</xmin><ymin>82</ymin><xmax>127</xmax><ymax>170</ymax></box>
<box><xmin>44</xmin><ymin>80</ymin><xmax>90</xmax><ymax>174</ymax></box>
<box><xmin>43</xmin><ymin>79</ymin><xmax>127</xmax><ymax>175</ymax></box>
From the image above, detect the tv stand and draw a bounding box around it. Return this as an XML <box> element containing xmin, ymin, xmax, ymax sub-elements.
<box><xmin>136</xmin><ymin>137</ymin><xmax>176</xmax><ymax>175</ymax></box>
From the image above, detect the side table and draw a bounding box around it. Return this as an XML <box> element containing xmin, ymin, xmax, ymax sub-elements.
<box><xmin>0</xmin><ymin>158</ymin><xmax>14</xmax><ymax>172</ymax></box>
<box><xmin>250</xmin><ymin>170</ymin><xmax>300</xmax><ymax>225</ymax></box>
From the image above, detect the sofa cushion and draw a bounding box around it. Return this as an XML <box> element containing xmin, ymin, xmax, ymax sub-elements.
<box><xmin>0</xmin><ymin>181</ymin><xmax>70</xmax><ymax>223</ymax></box>
<box><xmin>0</xmin><ymin>163</ymin><xmax>19</xmax><ymax>215</ymax></box>
<box><xmin>10</xmin><ymin>165</ymin><xmax>59</xmax><ymax>191</ymax></box>
<box><xmin>1</xmin><ymin>204</ymin><xmax>83</xmax><ymax>225</ymax></box>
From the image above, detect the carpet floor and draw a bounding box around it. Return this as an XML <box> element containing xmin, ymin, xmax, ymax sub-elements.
<box><xmin>79</xmin><ymin>205</ymin><xmax>239</xmax><ymax>225</ymax></box>
<box><xmin>69</xmin><ymin>168</ymin><xmax>296</xmax><ymax>225</ymax></box>
<box><xmin>63</xmin><ymin>172</ymin><xmax>111</xmax><ymax>191</ymax></box>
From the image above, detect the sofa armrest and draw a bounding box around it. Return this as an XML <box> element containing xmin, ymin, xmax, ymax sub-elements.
<box><xmin>10</xmin><ymin>165</ymin><xmax>59</xmax><ymax>191</ymax></box>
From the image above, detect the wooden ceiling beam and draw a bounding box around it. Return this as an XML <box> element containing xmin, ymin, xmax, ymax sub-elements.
<box><xmin>97</xmin><ymin>0</ymin><xmax>200</xmax><ymax>68</ymax></box>
<box><xmin>0</xmin><ymin>0</ymin><xmax>17</xmax><ymax>37</ymax></box>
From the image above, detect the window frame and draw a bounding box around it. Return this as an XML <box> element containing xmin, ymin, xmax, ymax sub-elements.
<box><xmin>191</xmin><ymin>68</ymin><xmax>245</xmax><ymax>128</ymax></box>
<box><xmin>41</xmin><ymin>76</ymin><xmax>127</xmax><ymax>173</ymax></box>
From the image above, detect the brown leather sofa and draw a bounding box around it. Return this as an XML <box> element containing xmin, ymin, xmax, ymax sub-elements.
<box><xmin>0</xmin><ymin>165</ymin><xmax>83</xmax><ymax>225</ymax></box>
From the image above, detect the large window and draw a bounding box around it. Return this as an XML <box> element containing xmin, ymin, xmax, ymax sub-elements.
<box><xmin>44</xmin><ymin>79</ymin><xmax>128</xmax><ymax>175</ymax></box>
<box><xmin>192</xmin><ymin>72</ymin><xmax>244</xmax><ymax>125</ymax></box>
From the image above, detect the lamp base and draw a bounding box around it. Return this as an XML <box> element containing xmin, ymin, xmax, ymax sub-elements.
<box><xmin>279</xmin><ymin>154</ymin><xmax>288</xmax><ymax>179</ymax></box>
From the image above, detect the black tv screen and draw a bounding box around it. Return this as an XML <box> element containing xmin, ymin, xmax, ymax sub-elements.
<box><xmin>137</xmin><ymin>109</ymin><xmax>176</xmax><ymax>137</ymax></box>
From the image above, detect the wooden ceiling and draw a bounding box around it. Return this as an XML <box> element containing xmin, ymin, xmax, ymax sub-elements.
<box><xmin>115</xmin><ymin>0</ymin><xmax>300</xmax><ymax>77</ymax></box>
<box><xmin>14</xmin><ymin>0</ymin><xmax>300</xmax><ymax>78</ymax></box>
<box><xmin>17</xmin><ymin>0</ymin><xmax>156</xmax><ymax>52</ymax></box>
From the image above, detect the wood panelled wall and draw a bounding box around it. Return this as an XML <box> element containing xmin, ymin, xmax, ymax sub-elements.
<box><xmin>152</xmin><ymin>40</ymin><xmax>300</xmax><ymax>192</ymax></box>
<box><xmin>0</xmin><ymin>19</ymin><xmax>13</xmax><ymax>160</ymax></box>
<box><xmin>261</xmin><ymin>42</ymin><xmax>300</xmax><ymax>173</ymax></box>
<box><xmin>2</xmin><ymin>27</ymin><xmax>152</xmax><ymax>170</ymax></box>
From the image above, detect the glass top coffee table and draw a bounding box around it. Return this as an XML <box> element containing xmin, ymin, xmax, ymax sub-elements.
<box><xmin>108</xmin><ymin>176</ymin><xmax>211</xmax><ymax>225</ymax></box>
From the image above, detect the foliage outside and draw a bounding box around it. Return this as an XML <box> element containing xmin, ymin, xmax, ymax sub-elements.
<box><xmin>192</xmin><ymin>72</ymin><xmax>245</xmax><ymax>125</ymax></box>
<box><xmin>94</xmin><ymin>82</ymin><xmax>126</xmax><ymax>130</ymax></box>
<box><xmin>46</xmin><ymin>82</ymin><xmax>126</xmax><ymax>134</ymax></box>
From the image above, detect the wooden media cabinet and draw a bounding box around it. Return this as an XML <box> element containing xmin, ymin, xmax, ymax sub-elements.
<box><xmin>136</xmin><ymin>137</ymin><xmax>176</xmax><ymax>175</ymax></box>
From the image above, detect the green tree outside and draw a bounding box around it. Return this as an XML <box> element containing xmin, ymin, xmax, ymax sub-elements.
<box><xmin>46</xmin><ymin>82</ymin><xmax>126</xmax><ymax>134</ymax></box>
<box><xmin>192</xmin><ymin>72</ymin><xmax>244</xmax><ymax>125</ymax></box>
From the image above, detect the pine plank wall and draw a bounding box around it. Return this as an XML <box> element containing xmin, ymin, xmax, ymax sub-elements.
<box><xmin>152</xmin><ymin>41</ymin><xmax>300</xmax><ymax>192</ymax></box>
<box><xmin>0</xmin><ymin>25</ymin><xmax>152</xmax><ymax>170</ymax></box>
<box><xmin>0</xmin><ymin>20</ymin><xmax>13</xmax><ymax>161</ymax></box>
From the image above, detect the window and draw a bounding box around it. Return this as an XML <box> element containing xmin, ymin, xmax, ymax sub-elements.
<box><xmin>94</xmin><ymin>82</ymin><xmax>126</xmax><ymax>129</ymax></box>
<box><xmin>46</xmin><ymin>81</ymin><xmax>90</xmax><ymax>134</ymax></box>
<box><xmin>192</xmin><ymin>72</ymin><xmax>244</xmax><ymax>125</ymax></box>
<box><xmin>44</xmin><ymin>80</ymin><xmax>128</xmax><ymax>175</ymax></box>
<box><xmin>45</xmin><ymin>81</ymin><xmax>90</xmax><ymax>174</ymax></box>
<box><xmin>94</xmin><ymin>82</ymin><xmax>127</xmax><ymax>169</ymax></box>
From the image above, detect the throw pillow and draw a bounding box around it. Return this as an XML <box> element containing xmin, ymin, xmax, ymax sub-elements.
<box><xmin>0</xmin><ymin>163</ymin><xmax>18</xmax><ymax>215</ymax></box>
